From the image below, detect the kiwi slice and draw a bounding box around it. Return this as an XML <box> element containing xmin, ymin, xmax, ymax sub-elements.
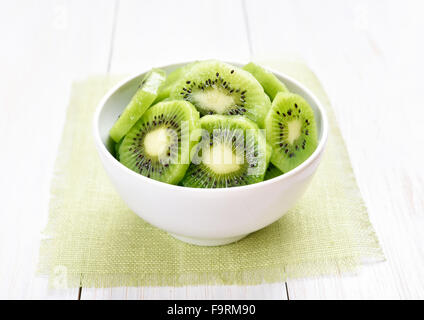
<box><xmin>109</xmin><ymin>69</ymin><xmax>166</xmax><ymax>143</ymax></box>
<box><xmin>114</xmin><ymin>138</ymin><xmax>124</xmax><ymax>160</ymax></box>
<box><xmin>181</xmin><ymin>115</ymin><xmax>269</xmax><ymax>188</ymax></box>
<box><xmin>264</xmin><ymin>164</ymin><xmax>284</xmax><ymax>180</ymax></box>
<box><xmin>154</xmin><ymin>62</ymin><xmax>198</xmax><ymax>103</ymax></box>
<box><xmin>265</xmin><ymin>92</ymin><xmax>318</xmax><ymax>172</ymax></box>
<box><xmin>118</xmin><ymin>100</ymin><xmax>200</xmax><ymax>185</ymax></box>
<box><xmin>243</xmin><ymin>62</ymin><xmax>288</xmax><ymax>100</ymax></box>
<box><xmin>170</xmin><ymin>60</ymin><xmax>271</xmax><ymax>127</ymax></box>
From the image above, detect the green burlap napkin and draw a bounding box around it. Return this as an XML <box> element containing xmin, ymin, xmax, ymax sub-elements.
<box><xmin>38</xmin><ymin>59</ymin><xmax>383</xmax><ymax>288</ymax></box>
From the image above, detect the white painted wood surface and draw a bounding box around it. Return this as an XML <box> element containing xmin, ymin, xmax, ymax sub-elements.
<box><xmin>0</xmin><ymin>0</ymin><xmax>423</xmax><ymax>299</ymax></box>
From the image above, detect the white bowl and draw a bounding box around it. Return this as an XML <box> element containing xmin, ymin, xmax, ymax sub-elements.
<box><xmin>93</xmin><ymin>61</ymin><xmax>328</xmax><ymax>246</ymax></box>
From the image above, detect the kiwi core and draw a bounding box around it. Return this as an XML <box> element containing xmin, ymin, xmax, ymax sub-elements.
<box><xmin>192</xmin><ymin>88</ymin><xmax>235</xmax><ymax>114</ymax></box>
<box><xmin>203</xmin><ymin>142</ymin><xmax>240</xmax><ymax>174</ymax></box>
<box><xmin>287</xmin><ymin>119</ymin><xmax>302</xmax><ymax>144</ymax></box>
<box><xmin>144</xmin><ymin>127</ymin><xmax>170</xmax><ymax>157</ymax></box>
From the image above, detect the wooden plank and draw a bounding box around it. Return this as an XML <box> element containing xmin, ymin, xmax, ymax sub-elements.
<box><xmin>245</xmin><ymin>0</ymin><xmax>424</xmax><ymax>299</ymax></box>
<box><xmin>81</xmin><ymin>0</ymin><xmax>287</xmax><ymax>300</ymax></box>
<box><xmin>82</xmin><ymin>284</ymin><xmax>285</xmax><ymax>300</ymax></box>
<box><xmin>108</xmin><ymin>0</ymin><xmax>251</xmax><ymax>74</ymax></box>
<box><xmin>0</xmin><ymin>0</ymin><xmax>116</xmax><ymax>299</ymax></box>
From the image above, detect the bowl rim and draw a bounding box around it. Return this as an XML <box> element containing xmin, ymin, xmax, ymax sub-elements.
<box><xmin>93</xmin><ymin>60</ymin><xmax>329</xmax><ymax>193</ymax></box>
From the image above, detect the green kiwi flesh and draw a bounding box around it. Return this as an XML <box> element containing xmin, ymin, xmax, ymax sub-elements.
<box><xmin>114</xmin><ymin>138</ymin><xmax>124</xmax><ymax>160</ymax></box>
<box><xmin>265</xmin><ymin>163</ymin><xmax>284</xmax><ymax>180</ymax></box>
<box><xmin>154</xmin><ymin>62</ymin><xmax>199</xmax><ymax>103</ymax></box>
<box><xmin>118</xmin><ymin>100</ymin><xmax>200</xmax><ymax>185</ymax></box>
<box><xmin>170</xmin><ymin>60</ymin><xmax>271</xmax><ymax>127</ymax></box>
<box><xmin>243</xmin><ymin>62</ymin><xmax>288</xmax><ymax>100</ymax></box>
<box><xmin>181</xmin><ymin>115</ymin><xmax>269</xmax><ymax>188</ymax></box>
<box><xmin>265</xmin><ymin>92</ymin><xmax>318</xmax><ymax>173</ymax></box>
<box><xmin>110</xmin><ymin>69</ymin><xmax>166</xmax><ymax>143</ymax></box>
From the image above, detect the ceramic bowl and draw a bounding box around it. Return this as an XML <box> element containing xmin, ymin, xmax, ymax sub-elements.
<box><xmin>93</xmin><ymin>61</ymin><xmax>328</xmax><ymax>246</ymax></box>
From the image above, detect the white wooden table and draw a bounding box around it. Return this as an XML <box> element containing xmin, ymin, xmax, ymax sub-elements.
<box><xmin>1</xmin><ymin>0</ymin><xmax>423</xmax><ymax>300</ymax></box>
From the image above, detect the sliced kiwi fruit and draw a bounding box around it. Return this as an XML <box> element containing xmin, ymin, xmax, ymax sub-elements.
<box><xmin>181</xmin><ymin>115</ymin><xmax>269</xmax><ymax>188</ymax></box>
<box><xmin>264</xmin><ymin>163</ymin><xmax>284</xmax><ymax>180</ymax></box>
<box><xmin>243</xmin><ymin>62</ymin><xmax>288</xmax><ymax>100</ymax></box>
<box><xmin>154</xmin><ymin>62</ymin><xmax>198</xmax><ymax>103</ymax></box>
<box><xmin>118</xmin><ymin>100</ymin><xmax>200</xmax><ymax>185</ymax></box>
<box><xmin>170</xmin><ymin>60</ymin><xmax>271</xmax><ymax>127</ymax></box>
<box><xmin>114</xmin><ymin>138</ymin><xmax>124</xmax><ymax>160</ymax></box>
<box><xmin>265</xmin><ymin>92</ymin><xmax>318</xmax><ymax>172</ymax></box>
<box><xmin>110</xmin><ymin>69</ymin><xmax>166</xmax><ymax>143</ymax></box>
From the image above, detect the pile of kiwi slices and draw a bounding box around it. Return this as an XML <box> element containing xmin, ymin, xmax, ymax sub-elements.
<box><xmin>109</xmin><ymin>60</ymin><xmax>318</xmax><ymax>188</ymax></box>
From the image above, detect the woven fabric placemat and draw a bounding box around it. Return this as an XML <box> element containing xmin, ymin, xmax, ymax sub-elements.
<box><xmin>38</xmin><ymin>59</ymin><xmax>383</xmax><ymax>288</ymax></box>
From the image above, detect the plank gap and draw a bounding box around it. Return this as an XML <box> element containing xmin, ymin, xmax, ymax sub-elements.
<box><xmin>107</xmin><ymin>0</ymin><xmax>120</xmax><ymax>73</ymax></box>
<box><xmin>284</xmin><ymin>282</ymin><xmax>290</xmax><ymax>300</ymax></box>
<box><xmin>241</xmin><ymin>0</ymin><xmax>253</xmax><ymax>59</ymax></box>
